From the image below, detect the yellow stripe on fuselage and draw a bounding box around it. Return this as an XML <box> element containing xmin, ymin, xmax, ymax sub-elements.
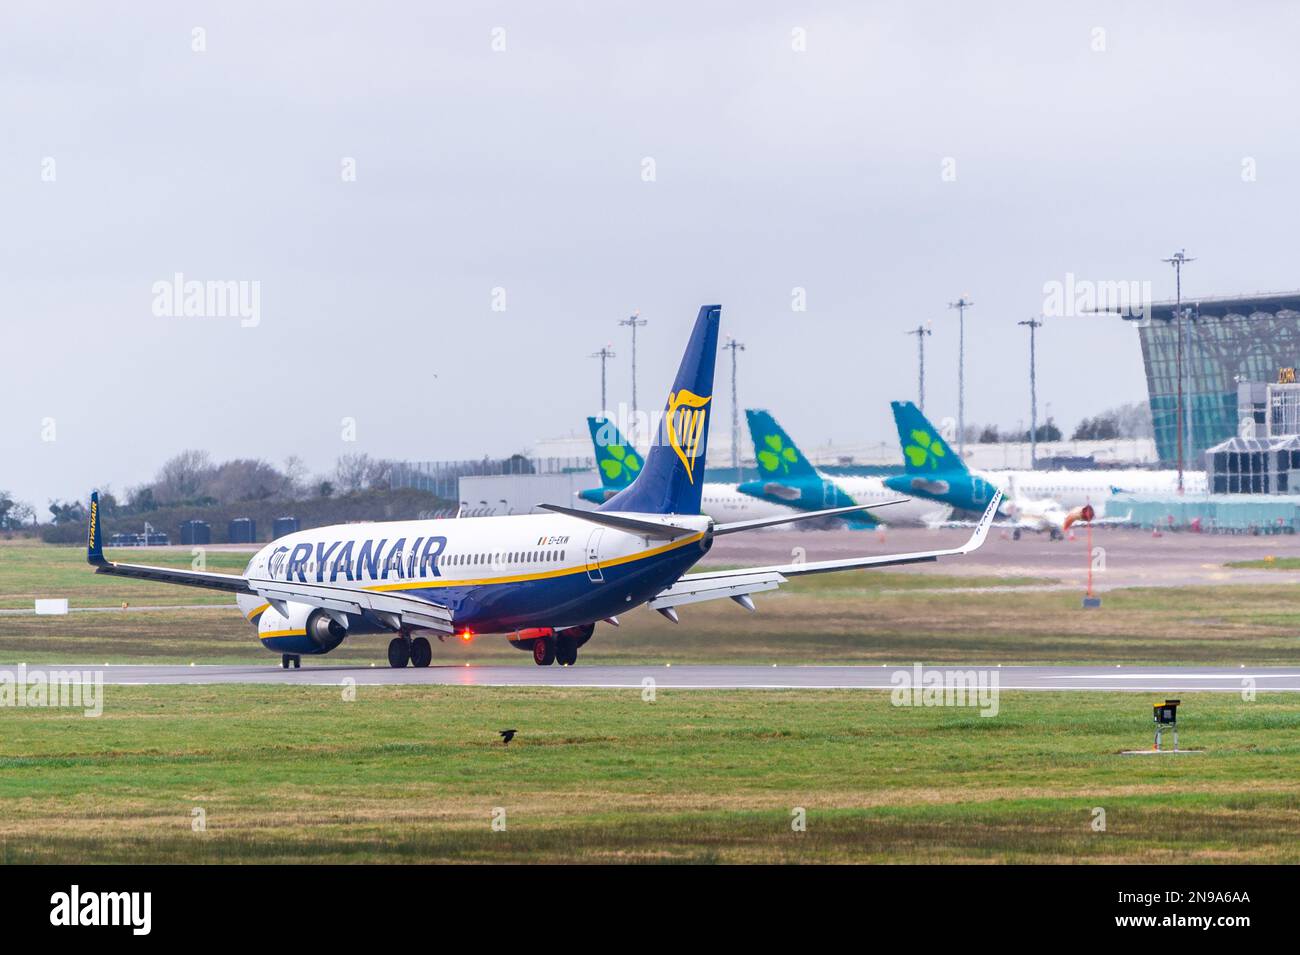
<box><xmin>260</xmin><ymin>629</ymin><xmax>306</xmax><ymax>639</ymax></box>
<box><xmin>363</xmin><ymin>531</ymin><xmax>705</xmax><ymax>593</ymax></box>
<box><xmin>246</xmin><ymin>602</ymin><xmax>270</xmax><ymax>621</ymax></box>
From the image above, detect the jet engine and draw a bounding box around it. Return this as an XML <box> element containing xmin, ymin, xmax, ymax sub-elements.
<box><xmin>258</xmin><ymin>601</ymin><xmax>348</xmax><ymax>655</ymax></box>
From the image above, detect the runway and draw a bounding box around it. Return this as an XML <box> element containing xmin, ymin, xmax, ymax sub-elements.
<box><xmin>15</xmin><ymin>663</ymin><xmax>1300</xmax><ymax>691</ymax></box>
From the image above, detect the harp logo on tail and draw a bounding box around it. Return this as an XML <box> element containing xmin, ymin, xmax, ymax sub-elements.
<box><xmin>667</xmin><ymin>388</ymin><xmax>711</xmax><ymax>483</ymax></box>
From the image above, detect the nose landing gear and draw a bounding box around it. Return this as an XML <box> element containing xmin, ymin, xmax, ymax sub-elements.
<box><xmin>281</xmin><ymin>654</ymin><xmax>301</xmax><ymax>669</ymax></box>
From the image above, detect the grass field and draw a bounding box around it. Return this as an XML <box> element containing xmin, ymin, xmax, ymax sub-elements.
<box><xmin>2</xmin><ymin>540</ymin><xmax>1300</xmax><ymax>665</ymax></box>
<box><xmin>1228</xmin><ymin>556</ymin><xmax>1300</xmax><ymax>570</ymax></box>
<box><xmin>1</xmin><ymin>686</ymin><xmax>1296</xmax><ymax>863</ymax></box>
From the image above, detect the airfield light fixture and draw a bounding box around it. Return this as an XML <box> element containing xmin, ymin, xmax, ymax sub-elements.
<box><xmin>1153</xmin><ymin>699</ymin><xmax>1181</xmax><ymax>751</ymax></box>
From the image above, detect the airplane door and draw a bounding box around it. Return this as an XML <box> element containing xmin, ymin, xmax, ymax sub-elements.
<box><xmin>822</xmin><ymin>479</ymin><xmax>836</xmax><ymax>509</ymax></box>
<box><xmin>585</xmin><ymin>529</ymin><xmax>604</xmax><ymax>583</ymax></box>
<box><xmin>972</xmin><ymin>477</ymin><xmax>988</xmax><ymax>504</ymax></box>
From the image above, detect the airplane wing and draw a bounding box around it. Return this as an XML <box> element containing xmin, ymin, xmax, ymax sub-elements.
<box><xmin>650</xmin><ymin>491</ymin><xmax>1001</xmax><ymax>613</ymax></box>
<box><xmin>85</xmin><ymin>492</ymin><xmax>453</xmax><ymax>634</ymax></box>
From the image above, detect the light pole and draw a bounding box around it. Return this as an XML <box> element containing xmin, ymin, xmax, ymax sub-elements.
<box><xmin>948</xmin><ymin>297</ymin><xmax>974</xmax><ymax>458</ymax></box>
<box><xmin>619</xmin><ymin>311</ymin><xmax>647</xmax><ymax>443</ymax></box>
<box><xmin>1018</xmin><ymin>318</ymin><xmax>1043</xmax><ymax>469</ymax></box>
<box><xmin>1161</xmin><ymin>250</ymin><xmax>1195</xmax><ymax>493</ymax></box>
<box><xmin>905</xmin><ymin>324</ymin><xmax>932</xmax><ymax>412</ymax></box>
<box><xmin>722</xmin><ymin>338</ymin><xmax>746</xmax><ymax>481</ymax></box>
<box><xmin>589</xmin><ymin>344</ymin><xmax>616</xmax><ymax>412</ymax></box>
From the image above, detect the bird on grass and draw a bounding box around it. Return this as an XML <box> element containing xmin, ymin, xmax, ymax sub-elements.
<box><xmin>499</xmin><ymin>729</ymin><xmax>517</xmax><ymax>745</ymax></box>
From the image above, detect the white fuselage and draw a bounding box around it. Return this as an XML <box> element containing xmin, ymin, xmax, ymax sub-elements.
<box><xmin>836</xmin><ymin>475</ymin><xmax>954</xmax><ymax>526</ymax></box>
<box><xmin>236</xmin><ymin>510</ymin><xmax>713</xmax><ymax>637</ymax></box>
<box><xmin>983</xmin><ymin>468</ymin><xmax>1207</xmax><ymax>515</ymax></box>
<box><xmin>700</xmin><ymin>483</ymin><xmax>804</xmax><ymax>524</ymax></box>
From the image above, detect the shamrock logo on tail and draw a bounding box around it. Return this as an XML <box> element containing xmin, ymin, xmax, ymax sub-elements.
<box><xmin>904</xmin><ymin>429</ymin><xmax>947</xmax><ymax>470</ymax></box>
<box><xmin>600</xmin><ymin>443</ymin><xmax>641</xmax><ymax>483</ymax></box>
<box><xmin>757</xmin><ymin>434</ymin><xmax>798</xmax><ymax>474</ymax></box>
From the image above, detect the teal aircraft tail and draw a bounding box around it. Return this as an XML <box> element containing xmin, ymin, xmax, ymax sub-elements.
<box><xmin>746</xmin><ymin>409</ymin><xmax>821</xmax><ymax>482</ymax></box>
<box><xmin>885</xmin><ymin>401</ymin><xmax>998</xmax><ymax>512</ymax></box>
<box><xmin>740</xmin><ymin>409</ymin><xmax>874</xmax><ymax>528</ymax></box>
<box><xmin>891</xmin><ymin>401</ymin><xmax>966</xmax><ymax>475</ymax></box>
<box><xmin>578</xmin><ymin>416</ymin><xmax>643</xmax><ymax>504</ymax></box>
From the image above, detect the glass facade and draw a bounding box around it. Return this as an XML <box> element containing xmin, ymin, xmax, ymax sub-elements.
<box><xmin>1137</xmin><ymin>297</ymin><xmax>1300</xmax><ymax>465</ymax></box>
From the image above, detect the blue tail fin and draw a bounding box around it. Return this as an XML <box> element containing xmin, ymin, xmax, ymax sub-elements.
<box><xmin>87</xmin><ymin>489</ymin><xmax>105</xmax><ymax>565</ymax></box>
<box><xmin>587</xmin><ymin>416</ymin><xmax>642</xmax><ymax>490</ymax></box>
<box><xmin>891</xmin><ymin>401</ymin><xmax>966</xmax><ymax>474</ymax></box>
<box><xmin>600</xmin><ymin>305</ymin><xmax>720</xmax><ymax>515</ymax></box>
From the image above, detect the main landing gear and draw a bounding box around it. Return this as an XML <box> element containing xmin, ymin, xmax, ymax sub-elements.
<box><xmin>281</xmin><ymin>654</ymin><xmax>301</xmax><ymax>669</ymax></box>
<box><xmin>532</xmin><ymin>633</ymin><xmax>579</xmax><ymax>667</ymax></box>
<box><xmin>387</xmin><ymin>632</ymin><xmax>433</xmax><ymax>668</ymax></box>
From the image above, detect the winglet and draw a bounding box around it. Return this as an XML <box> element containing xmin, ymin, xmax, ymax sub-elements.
<box><xmin>87</xmin><ymin>490</ymin><xmax>105</xmax><ymax>566</ymax></box>
<box><xmin>960</xmin><ymin>490</ymin><xmax>1002</xmax><ymax>554</ymax></box>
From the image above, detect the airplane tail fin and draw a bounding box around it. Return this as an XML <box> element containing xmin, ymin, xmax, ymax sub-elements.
<box><xmin>745</xmin><ymin>409</ymin><xmax>820</xmax><ymax>481</ymax></box>
<box><xmin>891</xmin><ymin>401</ymin><xmax>966</xmax><ymax>474</ymax></box>
<box><xmin>87</xmin><ymin>490</ymin><xmax>105</xmax><ymax>565</ymax></box>
<box><xmin>600</xmin><ymin>305</ymin><xmax>720</xmax><ymax>515</ymax></box>
<box><xmin>587</xmin><ymin>416</ymin><xmax>642</xmax><ymax>490</ymax></box>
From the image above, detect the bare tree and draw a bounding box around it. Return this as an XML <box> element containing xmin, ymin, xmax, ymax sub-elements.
<box><xmin>153</xmin><ymin>450</ymin><xmax>214</xmax><ymax>503</ymax></box>
<box><xmin>335</xmin><ymin>453</ymin><xmax>374</xmax><ymax>493</ymax></box>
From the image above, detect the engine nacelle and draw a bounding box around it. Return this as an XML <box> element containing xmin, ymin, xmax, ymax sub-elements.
<box><xmin>258</xmin><ymin>602</ymin><xmax>348</xmax><ymax>655</ymax></box>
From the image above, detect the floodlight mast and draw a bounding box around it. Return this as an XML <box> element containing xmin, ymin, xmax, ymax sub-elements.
<box><xmin>1161</xmin><ymin>250</ymin><xmax>1195</xmax><ymax>494</ymax></box>
<box><xmin>619</xmin><ymin>311</ymin><xmax>648</xmax><ymax>442</ymax></box>
<box><xmin>949</xmin><ymin>297</ymin><xmax>974</xmax><ymax>458</ymax></box>
<box><xmin>905</xmin><ymin>324</ymin><xmax>932</xmax><ymax>412</ymax></box>
<box><xmin>1018</xmin><ymin>318</ymin><xmax>1043</xmax><ymax>469</ymax></box>
<box><xmin>589</xmin><ymin>345</ymin><xmax>616</xmax><ymax>412</ymax></box>
<box><xmin>723</xmin><ymin>337</ymin><xmax>746</xmax><ymax>481</ymax></box>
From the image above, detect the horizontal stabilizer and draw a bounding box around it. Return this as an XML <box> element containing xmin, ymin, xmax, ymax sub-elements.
<box><xmin>712</xmin><ymin>500</ymin><xmax>905</xmax><ymax>535</ymax></box>
<box><xmin>536</xmin><ymin>503</ymin><xmax>699</xmax><ymax>540</ymax></box>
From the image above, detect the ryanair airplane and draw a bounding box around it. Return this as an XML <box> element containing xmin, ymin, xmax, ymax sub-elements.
<box><xmin>86</xmin><ymin>306</ymin><xmax>999</xmax><ymax>670</ymax></box>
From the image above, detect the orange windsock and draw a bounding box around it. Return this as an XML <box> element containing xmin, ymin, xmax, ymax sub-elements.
<box><xmin>1063</xmin><ymin>504</ymin><xmax>1096</xmax><ymax>531</ymax></box>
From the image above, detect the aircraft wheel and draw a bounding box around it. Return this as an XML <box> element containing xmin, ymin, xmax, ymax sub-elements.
<box><xmin>387</xmin><ymin>637</ymin><xmax>411</xmax><ymax>668</ymax></box>
<box><xmin>292</xmin><ymin>655</ymin><xmax>301</xmax><ymax>669</ymax></box>
<box><xmin>1012</xmin><ymin>529</ymin><xmax>1021</xmax><ymax>541</ymax></box>
<box><xmin>281</xmin><ymin>654</ymin><xmax>291</xmax><ymax>669</ymax></box>
<box><xmin>532</xmin><ymin>635</ymin><xmax>556</xmax><ymax>666</ymax></box>
<box><xmin>556</xmin><ymin>635</ymin><xmax>578</xmax><ymax>666</ymax></box>
<box><xmin>410</xmin><ymin>636</ymin><xmax>433</xmax><ymax>668</ymax></box>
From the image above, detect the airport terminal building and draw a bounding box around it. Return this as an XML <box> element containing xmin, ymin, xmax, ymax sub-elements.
<box><xmin>1137</xmin><ymin>291</ymin><xmax>1300</xmax><ymax>464</ymax></box>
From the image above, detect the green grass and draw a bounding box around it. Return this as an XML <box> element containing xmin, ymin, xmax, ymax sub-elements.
<box><xmin>1227</xmin><ymin>557</ymin><xmax>1300</xmax><ymax>570</ymax></box>
<box><xmin>3</xmin><ymin>540</ymin><xmax>1299</xmax><ymax>665</ymax></box>
<box><xmin>0</xmin><ymin>539</ymin><xmax>249</xmax><ymax>609</ymax></box>
<box><xmin>1</xmin><ymin>686</ymin><xmax>1296</xmax><ymax>863</ymax></box>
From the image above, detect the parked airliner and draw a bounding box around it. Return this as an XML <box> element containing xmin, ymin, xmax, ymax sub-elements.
<box><xmin>885</xmin><ymin>401</ymin><xmax>1206</xmax><ymax>521</ymax></box>
<box><xmin>739</xmin><ymin>409</ymin><xmax>952</xmax><ymax>527</ymax></box>
<box><xmin>87</xmin><ymin>306</ymin><xmax>999</xmax><ymax>669</ymax></box>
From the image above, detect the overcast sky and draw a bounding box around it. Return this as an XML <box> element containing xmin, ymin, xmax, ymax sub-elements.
<box><xmin>4</xmin><ymin>1</ymin><xmax>1298</xmax><ymax>508</ymax></box>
